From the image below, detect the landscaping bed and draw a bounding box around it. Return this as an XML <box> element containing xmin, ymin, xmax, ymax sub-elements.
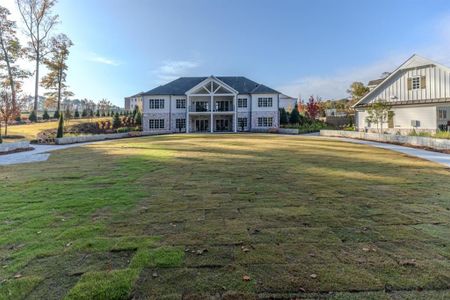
<box><xmin>1</xmin><ymin>134</ymin><xmax>450</xmax><ymax>298</ymax></box>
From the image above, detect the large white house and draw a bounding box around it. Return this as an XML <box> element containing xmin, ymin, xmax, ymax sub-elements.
<box><xmin>136</xmin><ymin>76</ymin><xmax>282</xmax><ymax>133</ymax></box>
<box><xmin>353</xmin><ymin>54</ymin><xmax>450</xmax><ymax>133</ymax></box>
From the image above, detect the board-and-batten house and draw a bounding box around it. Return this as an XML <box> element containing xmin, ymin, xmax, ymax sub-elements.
<box><xmin>353</xmin><ymin>54</ymin><xmax>450</xmax><ymax>133</ymax></box>
<box><xmin>136</xmin><ymin>76</ymin><xmax>282</xmax><ymax>133</ymax></box>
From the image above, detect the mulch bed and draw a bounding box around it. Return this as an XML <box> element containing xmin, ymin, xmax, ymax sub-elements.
<box><xmin>0</xmin><ymin>147</ymin><xmax>34</xmax><ymax>156</ymax></box>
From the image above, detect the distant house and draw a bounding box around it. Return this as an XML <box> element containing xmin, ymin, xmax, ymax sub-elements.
<box><xmin>124</xmin><ymin>92</ymin><xmax>143</xmax><ymax>111</ymax></box>
<box><xmin>279</xmin><ymin>94</ymin><xmax>297</xmax><ymax>112</ymax></box>
<box><xmin>325</xmin><ymin>108</ymin><xmax>347</xmax><ymax>117</ymax></box>
<box><xmin>134</xmin><ymin>76</ymin><xmax>282</xmax><ymax>133</ymax></box>
<box><xmin>353</xmin><ymin>54</ymin><xmax>450</xmax><ymax>133</ymax></box>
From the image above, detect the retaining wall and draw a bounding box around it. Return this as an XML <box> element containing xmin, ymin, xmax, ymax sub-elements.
<box><xmin>54</xmin><ymin>131</ymin><xmax>171</xmax><ymax>145</ymax></box>
<box><xmin>320</xmin><ymin>130</ymin><xmax>450</xmax><ymax>151</ymax></box>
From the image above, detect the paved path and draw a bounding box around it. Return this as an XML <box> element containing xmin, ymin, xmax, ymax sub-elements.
<box><xmin>0</xmin><ymin>143</ymin><xmax>94</xmax><ymax>166</ymax></box>
<box><xmin>314</xmin><ymin>135</ymin><xmax>450</xmax><ymax>168</ymax></box>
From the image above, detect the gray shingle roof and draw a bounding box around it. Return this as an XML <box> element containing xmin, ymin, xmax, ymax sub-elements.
<box><xmin>143</xmin><ymin>76</ymin><xmax>280</xmax><ymax>95</ymax></box>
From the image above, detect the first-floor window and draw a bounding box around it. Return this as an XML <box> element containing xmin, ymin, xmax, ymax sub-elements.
<box><xmin>438</xmin><ymin>108</ymin><xmax>448</xmax><ymax>120</ymax></box>
<box><xmin>257</xmin><ymin>117</ymin><xmax>273</xmax><ymax>127</ymax></box>
<box><xmin>149</xmin><ymin>119</ymin><xmax>165</xmax><ymax>129</ymax></box>
<box><xmin>176</xmin><ymin>118</ymin><xmax>186</xmax><ymax>129</ymax></box>
<box><xmin>238</xmin><ymin>117</ymin><xmax>248</xmax><ymax>129</ymax></box>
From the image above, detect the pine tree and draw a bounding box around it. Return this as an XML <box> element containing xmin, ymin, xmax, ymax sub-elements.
<box><xmin>289</xmin><ymin>104</ymin><xmax>300</xmax><ymax>124</ymax></box>
<box><xmin>56</xmin><ymin>113</ymin><xmax>64</xmax><ymax>138</ymax></box>
<box><xmin>74</xmin><ymin>108</ymin><xmax>79</xmax><ymax>118</ymax></box>
<box><xmin>53</xmin><ymin>110</ymin><xmax>59</xmax><ymax>119</ymax></box>
<box><xmin>135</xmin><ymin>111</ymin><xmax>142</xmax><ymax>126</ymax></box>
<box><xmin>42</xmin><ymin>109</ymin><xmax>50</xmax><ymax>120</ymax></box>
<box><xmin>96</xmin><ymin>110</ymin><xmax>100</xmax><ymax>117</ymax></box>
<box><xmin>81</xmin><ymin>109</ymin><xmax>87</xmax><ymax>117</ymax></box>
<box><xmin>112</xmin><ymin>112</ymin><xmax>121</xmax><ymax>128</ymax></box>
<box><xmin>280</xmin><ymin>108</ymin><xmax>288</xmax><ymax>125</ymax></box>
<box><xmin>28</xmin><ymin>110</ymin><xmax>37</xmax><ymax>122</ymax></box>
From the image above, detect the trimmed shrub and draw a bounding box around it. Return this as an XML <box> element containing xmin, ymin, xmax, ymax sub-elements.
<box><xmin>28</xmin><ymin>111</ymin><xmax>37</xmax><ymax>122</ymax></box>
<box><xmin>56</xmin><ymin>114</ymin><xmax>64</xmax><ymax>138</ymax></box>
<box><xmin>74</xmin><ymin>109</ymin><xmax>80</xmax><ymax>118</ymax></box>
<box><xmin>42</xmin><ymin>110</ymin><xmax>50</xmax><ymax>120</ymax></box>
<box><xmin>53</xmin><ymin>110</ymin><xmax>60</xmax><ymax>119</ymax></box>
<box><xmin>112</xmin><ymin>113</ymin><xmax>121</xmax><ymax>129</ymax></box>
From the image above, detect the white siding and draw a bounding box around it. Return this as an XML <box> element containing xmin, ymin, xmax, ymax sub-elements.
<box><xmin>365</xmin><ymin>64</ymin><xmax>450</xmax><ymax>104</ymax></box>
<box><xmin>392</xmin><ymin>105</ymin><xmax>436</xmax><ymax>130</ymax></box>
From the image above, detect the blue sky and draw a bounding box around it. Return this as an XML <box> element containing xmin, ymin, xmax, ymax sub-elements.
<box><xmin>4</xmin><ymin>0</ymin><xmax>450</xmax><ymax>106</ymax></box>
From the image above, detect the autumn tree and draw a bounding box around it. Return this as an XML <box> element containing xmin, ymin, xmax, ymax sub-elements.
<box><xmin>16</xmin><ymin>0</ymin><xmax>59</xmax><ymax>117</ymax></box>
<box><xmin>0</xmin><ymin>5</ymin><xmax>29</xmax><ymax>119</ymax></box>
<box><xmin>41</xmin><ymin>34</ymin><xmax>73</xmax><ymax>117</ymax></box>
<box><xmin>347</xmin><ymin>82</ymin><xmax>369</xmax><ymax>106</ymax></box>
<box><xmin>0</xmin><ymin>88</ymin><xmax>16</xmax><ymax>136</ymax></box>
<box><xmin>305</xmin><ymin>96</ymin><xmax>320</xmax><ymax>120</ymax></box>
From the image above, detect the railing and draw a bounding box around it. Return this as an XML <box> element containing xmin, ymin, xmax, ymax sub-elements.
<box><xmin>213</xmin><ymin>104</ymin><xmax>235</xmax><ymax>112</ymax></box>
<box><xmin>189</xmin><ymin>105</ymin><xmax>210</xmax><ymax>112</ymax></box>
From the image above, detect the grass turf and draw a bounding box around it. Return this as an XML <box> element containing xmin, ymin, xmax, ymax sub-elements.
<box><xmin>0</xmin><ymin>134</ymin><xmax>449</xmax><ymax>299</ymax></box>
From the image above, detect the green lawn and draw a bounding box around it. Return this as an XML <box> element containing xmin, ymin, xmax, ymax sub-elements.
<box><xmin>1</xmin><ymin>134</ymin><xmax>450</xmax><ymax>299</ymax></box>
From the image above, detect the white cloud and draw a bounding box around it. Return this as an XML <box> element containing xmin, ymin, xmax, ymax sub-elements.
<box><xmin>87</xmin><ymin>53</ymin><xmax>120</xmax><ymax>66</ymax></box>
<box><xmin>154</xmin><ymin>60</ymin><xmax>199</xmax><ymax>82</ymax></box>
<box><xmin>278</xmin><ymin>13</ymin><xmax>450</xmax><ymax>100</ymax></box>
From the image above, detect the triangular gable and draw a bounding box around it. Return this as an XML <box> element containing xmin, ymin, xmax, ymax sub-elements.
<box><xmin>352</xmin><ymin>54</ymin><xmax>450</xmax><ymax>107</ymax></box>
<box><xmin>186</xmin><ymin>76</ymin><xmax>238</xmax><ymax>95</ymax></box>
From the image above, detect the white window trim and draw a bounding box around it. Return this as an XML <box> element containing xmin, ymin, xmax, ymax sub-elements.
<box><xmin>257</xmin><ymin>97</ymin><xmax>273</xmax><ymax>108</ymax></box>
<box><xmin>238</xmin><ymin>98</ymin><xmax>248</xmax><ymax>108</ymax></box>
<box><xmin>257</xmin><ymin>117</ymin><xmax>273</xmax><ymax>127</ymax></box>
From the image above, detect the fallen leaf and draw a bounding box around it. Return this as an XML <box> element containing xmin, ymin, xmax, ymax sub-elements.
<box><xmin>152</xmin><ymin>272</ymin><xmax>158</xmax><ymax>278</ymax></box>
<box><xmin>362</xmin><ymin>247</ymin><xmax>370</xmax><ymax>252</ymax></box>
<box><xmin>14</xmin><ymin>274</ymin><xmax>22</xmax><ymax>279</ymax></box>
<box><xmin>243</xmin><ymin>275</ymin><xmax>251</xmax><ymax>281</ymax></box>
<box><xmin>310</xmin><ymin>274</ymin><xmax>317</xmax><ymax>279</ymax></box>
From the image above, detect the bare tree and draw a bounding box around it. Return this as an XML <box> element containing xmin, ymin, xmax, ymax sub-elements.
<box><xmin>16</xmin><ymin>0</ymin><xmax>59</xmax><ymax>119</ymax></box>
<box><xmin>41</xmin><ymin>33</ymin><xmax>73</xmax><ymax>117</ymax></box>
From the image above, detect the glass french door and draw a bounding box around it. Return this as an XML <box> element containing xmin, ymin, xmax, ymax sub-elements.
<box><xmin>195</xmin><ymin>119</ymin><xmax>209</xmax><ymax>132</ymax></box>
<box><xmin>215</xmin><ymin>119</ymin><xmax>230</xmax><ymax>131</ymax></box>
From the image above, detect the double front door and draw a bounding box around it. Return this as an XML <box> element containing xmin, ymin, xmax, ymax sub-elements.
<box><xmin>195</xmin><ymin>119</ymin><xmax>209</xmax><ymax>132</ymax></box>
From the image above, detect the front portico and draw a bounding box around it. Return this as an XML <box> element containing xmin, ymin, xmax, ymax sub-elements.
<box><xmin>186</xmin><ymin>76</ymin><xmax>238</xmax><ymax>133</ymax></box>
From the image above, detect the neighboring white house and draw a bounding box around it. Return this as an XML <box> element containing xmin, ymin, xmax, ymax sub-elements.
<box><xmin>279</xmin><ymin>94</ymin><xmax>297</xmax><ymax>112</ymax></box>
<box><xmin>124</xmin><ymin>92</ymin><xmax>144</xmax><ymax>111</ymax></box>
<box><xmin>137</xmin><ymin>76</ymin><xmax>282</xmax><ymax>133</ymax></box>
<box><xmin>353</xmin><ymin>54</ymin><xmax>450</xmax><ymax>133</ymax></box>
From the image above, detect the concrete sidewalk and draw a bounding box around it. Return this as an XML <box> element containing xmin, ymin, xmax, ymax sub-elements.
<box><xmin>0</xmin><ymin>143</ymin><xmax>93</xmax><ymax>166</ymax></box>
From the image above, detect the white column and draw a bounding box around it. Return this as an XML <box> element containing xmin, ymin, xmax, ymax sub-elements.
<box><xmin>186</xmin><ymin>95</ymin><xmax>190</xmax><ymax>133</ymax></box>
<box><xmin>233</xmin><ymin>94</ymin><xmax>237</xmax><ymax>132</ymax></box>
<box><xmin>210</xmin><ymin>94</ymin><xmax>213</xmax><ymax>133</ymax></box>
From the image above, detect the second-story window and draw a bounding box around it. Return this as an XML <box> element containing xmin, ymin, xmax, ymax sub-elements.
<box><xmin>412</xmin><ymin>76</ymin><xmax>420</xmax><ymax>90</ymax></box>
<box><xmin>258</xmin><ymin>97</ymin><xmax>273</xmax><ymax>107</ymax></box>
<box><xmin>238</xmin><ymin>98</ymin><xmax>247</xmax><ymax>108</ymax></box>
<box><xmin>176</xmin><ymin>99</ymin><xmax>186</xmax><ymax>109</ymax></box>
<box><xmin>149</xmin><ymin>99</ymin><xmax>164</xmax><ymax>109</ymax></box>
